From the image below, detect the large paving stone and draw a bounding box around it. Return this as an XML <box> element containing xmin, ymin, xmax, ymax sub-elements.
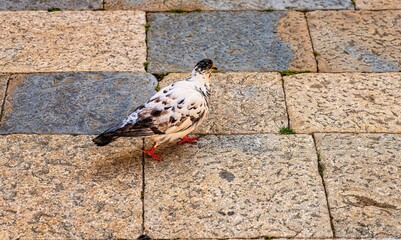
<box><xmin>105</xmin><ymin>0</ymin><xmax>353</xmax><ymax>10</ymax></box>
<box><xmin>307</xmin><ymin>10</ymin><xmax>401</xmax><ymax>72</ymax></box>
<box><xmin>315</xmin><ymin>133</ymin><xmax>401</xmax><ymax>238</ymax></box>
<box><xmin>147</xmin><ymin>12</ymin><xmax>316</xmax><ymax>73</ymax></box>
<box><xmin>284</xmin><ymin>73</ymin><xmax>401</xmax><ymax>133</ymax></box>
<box><xmin>0</xmin><ymin>72</ymin><xmax>157</xmax><ymax>134</ymax></box>
<box><xmin>0</xmin><ymin>11</ymin><xmax>146</xmax><ymax>73</ymax></box>
<box><xmin>0</xmin><ymin>75</ymin><xmax>8</xmax><ymax>116</ymax></box>
<box><xmin>0</xmin><ymin>135</ymin><xmax>143</xmax><ymax>239</ymax></box>
<box><xmin>160</xmin><ymin>72</ymin><xmax>287</xmax><ymax>134</ymax></box>
<box><xmin>355</xmin><ymin>0</ymin><xmax>401</xmax><ymax>10</ymax></box>
<box><xmin>0</xmin><ymin>0</ymin><xmax>102</xmax><ymax>10</ymax></box>
<box><xmin>144</xmin><ymin>134</ymin><xmax>332</xmax><ymax>238</ymax></box>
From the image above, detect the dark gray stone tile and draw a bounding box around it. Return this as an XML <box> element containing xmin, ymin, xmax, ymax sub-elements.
<box><xmin>0</xmin><ymin>72</ymin><xmax>157</xmax><ymax>134</ymax></box>
<box><xmin>147</xmin><ymin>11</ymin><xmax>316</xmax><ymax>73</ymax></box>
<box><xmin>105</xmin><ymin>0</ymin><xmax>353</xmax><ymax>11</ymax></box>
<box><xmin>0</xmin><ymin>0</ymin><xmax>102</xmax><ymax>10</ymax></box>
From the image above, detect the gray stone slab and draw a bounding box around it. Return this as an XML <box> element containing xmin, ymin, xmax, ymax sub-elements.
<box><xmin>307</xmin><ymin>10</ymin><xmax>401</xmax><ymax>72</ymax></box>
<box><xmin>0</xmin><ymin>0</ymin><xmax>102</xmax><ymax>10</ymax></box>
<box><xmin>315</xmin><ymin>133</ymin><xmax>401</xmax><ymax>238</ymax></box>
<box><xmin>161</xmin><ymin>72</ymin><xmax>288</xmax><ymax>134</ymax></box>
<box><xmin>106</xmin><ymin>0</ymin><xmax>353</xmax><ymax>11</ymax></box>
<box><xmin>147</xmin><ymin>11</ymin><xmax>316</xmax><ymax>73</ymax></box>
<box><xmin>284</xmin><ymin>73</ymin><xmax>401</xmax><ymax>133</ymax></box>
<box><xmin>355</xmin><ymin>0</ymin><xmax>401</xmax><ymax>10</ymax></box>
<box><xmin>0</xmin><ymin>72</ymin><xmax>157</xmax><ymax>134</ymax></box>
<box><xmin>144</xmin><ymin>134</ymin><xmax>332</xmax><ymax>238</ymax></box>
<box><xmin>0</xmin><ymin>75</ymin><xmax>8</xmax><ymax>117</ymax></box>
<box><xmin>0</xmin><ymin>135</ymin><xmax>143</xmax><ymax>239</ymax></box>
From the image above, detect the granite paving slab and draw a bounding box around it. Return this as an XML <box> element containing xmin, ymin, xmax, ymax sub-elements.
<box><xmin>0</xmin><ymin>135</ymin><xmax>143</xmax><ymax>239</ymax></box>
<box><xmin>160</xmin><ymin>72</ymin><xmax>287</xmax><ymax>134</ymax></box>
<box><xmin>0</xmin><ymin>0</ymin><xmax>102</xmax><ymax>10</ymax></box>
<box><xmin>147</xmin><ymin>11</ymin><xmax>316</xmax><ymax>73</ymax></box>
<box><xmin>0</xmin><ymin>72</ymin><xmax>157</xmax><ymax>134</ymax></box>
<box><xmin>144</xmin><ymin>134</ymin><xmax>332</xmax><ymax>238</ymax></box>
<box><xmin>284</xmin><ymin>73</ymin><xmax>401</xmax><ymax>133</ymax></box>
<box><xmin>0</xmin><ymin>75</ymin><xmax>8</xmax><ymax>116</ymax></box>
<box><xmin>105</xmin><ymin>0</ymin><xmax>353</xmax><ymax>11</ymax></box>
<box><xmin>315</xmin><ymin>133</ymin><xmax>401</xmax><ymax>238</ymax></box>
<box><xmin>0</xmin><ymin>11</ymin><xmax>146</xmax><ymax>73</ymax></box>
<box><xmin>307</xmin><ymin>10</ymin><xmax>401</xmax><ymax>72</ymax></box>
<box><xmin>355</xmin><ymin>0</ymin><xmax>401</xmax><ymax>10</ymax></box>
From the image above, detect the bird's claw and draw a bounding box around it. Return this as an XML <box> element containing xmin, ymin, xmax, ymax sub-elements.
<box><xmin>144</xmin><ymin>149</ymin><xmax>162</xmax><ymax>161</ymax></box>
<box><xmin>178</xmin><ymin>135</ymin><xmax>200</xmax><ymax>145</ymax></box>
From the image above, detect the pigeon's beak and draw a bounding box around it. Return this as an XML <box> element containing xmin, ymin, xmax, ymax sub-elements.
<box><xmin>211</xmin><ymin>65</ymin><xmax>218</xmax><ymax>71</ymax></box>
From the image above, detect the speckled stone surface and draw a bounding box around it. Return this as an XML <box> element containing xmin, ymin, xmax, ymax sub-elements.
<box><xmin>355</xmin><ymin>0</ymin><xmax>401</xmax><ymax>10</ymax></box>
<box><xmin>147</xmin><ymin>12</ymin><xmax>316</xmax><ymax>73</ymax></box>
<box><xmin>0</xmin><ymin>75</ymin><xmax>8</xmax><ymax>116</ymax></box>
<box><xmin>284</xmin><ymin>73</ymin><xmax>401</xmax><ymax>133</ymax></box>
<box><xmin>0</xmin><ymin>135</ymin><xmax>143</xmax><ymax>239</ymax></box>
<box><xmin>144</xmin><ymin>134</ymin><xmax>332</xmax><ymax>238</ymax></box>
<box><xmin>0</xmin><ymin>72</ymin><xmax>157</xmax><ymax>134</ymax></box>
<box><xmin>0</xmin><ymin>11</ymin><xmax>146</xmax><ymax>73</ymax></box>
<box><xmin>0</xmin><ymin>0</ymin><xmax>102</xmax><ymax>10</ymax></box>
<box><xmin>105</xmin><ymin>0</ymin><xmax>353</xmax><ymax>10</ymax></box>
<box><xmin>160</xmin><ymin>72</ymin><xmax>287</xmax><ymax>134</ymax></box>
<box><xmin>307</xmin><ymin>10</ymin><xmax>401</xmax><ymax>72</ymax></box>
<box><xmin>315</xmin><ymin>133</ymin><xmax>401</xmax><ymax>238</ymax></box>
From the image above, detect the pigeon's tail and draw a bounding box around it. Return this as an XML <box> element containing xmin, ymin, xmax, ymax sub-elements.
<box><xmin>92</xmin><ymin>134</ymin><xmax>118</xmax><ymax>146</ymax></box>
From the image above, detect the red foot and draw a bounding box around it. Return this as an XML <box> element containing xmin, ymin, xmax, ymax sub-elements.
<box><xmin>143</xmin><ymin>143</ymin><xmax>162</xmax><ymax>161</ymax></box>
<box><xmin>178</xmin><ymin>135</ymin><xmax>200</xmax><ymax>145</ymax></box>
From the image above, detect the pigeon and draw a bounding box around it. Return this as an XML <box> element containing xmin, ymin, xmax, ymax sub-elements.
<box><xmin>93</xmin><ymin>59</ymin><xmax>217</xmax><ymax>161</ymax></box>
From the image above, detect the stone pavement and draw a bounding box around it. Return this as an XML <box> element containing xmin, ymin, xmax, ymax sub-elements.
<box><xmin>0</xmin><ymin>1</ymin><xmax>400</xmax><ymax>239</ymax></box>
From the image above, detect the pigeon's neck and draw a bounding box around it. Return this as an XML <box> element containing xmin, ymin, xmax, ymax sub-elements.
<box><xmin>188</xmin><ymin>70</ymin><xmax>211</xmax><ymax>90</ymax></box>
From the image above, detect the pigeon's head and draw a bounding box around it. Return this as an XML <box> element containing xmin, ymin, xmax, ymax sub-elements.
<box><xmin>193</xmin><ymin>59</ymin><xmax>217</xmax><ymax>75</ymax></box>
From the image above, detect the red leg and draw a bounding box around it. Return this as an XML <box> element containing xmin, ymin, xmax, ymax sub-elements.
<box><xmin>178</xmin><ymin>135</ymin><xmax>200</xmax><ymax>145</ymax></box>
<box><xmin>143</xmin><ymin>142</ymin><xmax>162</xmax><ymax>161</ymax></box>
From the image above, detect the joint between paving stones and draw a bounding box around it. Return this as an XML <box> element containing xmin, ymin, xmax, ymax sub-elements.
<box><xmin>0</xmin><ymin>75</ymin><xmax>11</xmax><ymax>123</ymax></box>
<box><xmin>312</xmin><ymin>133</ymin><xmax>336</xmax><ymax>238</ymax></box>
<box><xmin>281</xmin><ymin>76</ymin><xmax>291</xmax><ymax>129</ymax></box>
<box><xmin>304</xmin><ymin>12</ymin><xmax>320</xmax><ymax>73</ymax></box>
<box><xmin>141</xmin><ymin>138</ymin><xmax>146</xmax><ymax>235</ymax></box>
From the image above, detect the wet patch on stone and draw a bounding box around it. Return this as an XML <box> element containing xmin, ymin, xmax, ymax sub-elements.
<box><xmin>147</xmin><ymin>12</ymin><xmax>315</xmax><ymax>73</ymax></box>
<box><xmin>307</xmin><ymin>11</ymin><xmax>401</xmax><ymax>72</ymax></box>
<box><xmin>0</xmin><ymin>72</ymin><xmax>157</xmax><ymax>134</ymax></box>
<box><xmin>105</xmin><ymin>0</ymin><xmax>353</xmax><ymax>11</ymax></box>
<box><xmin>219</xmin><ymin>170</ymin><xmax>235</xmax><ymax>182</ymax></box>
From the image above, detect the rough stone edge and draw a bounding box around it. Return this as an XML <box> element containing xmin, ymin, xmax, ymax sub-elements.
<box><xmin>0</xmin><ymin>74</ymin><xmax>10</xmax><ymax>124</ymax></box>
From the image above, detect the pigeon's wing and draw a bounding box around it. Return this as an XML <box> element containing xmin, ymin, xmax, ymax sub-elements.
<box><xmin>100</xmin><ymin>81</ymin><xmax>208</xmax><ymax>138</ymax></box>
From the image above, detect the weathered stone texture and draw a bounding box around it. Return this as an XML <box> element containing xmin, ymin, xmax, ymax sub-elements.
<box><xmin>285</xmin><ymin>73</ymin><xmax>401</xmax><ymax>133</ymax></box>
<box><xmin>315</xmin><ymin>133</ymin><xmax>401</xmax><ymax>238</ymax></box>
<box><xmin>0</xmin><ymin>0</ymin><xmax>102</xmax><ymax>10</ymax></box>
<box><xmin>160</xmin><ymin>72</ymin><xmax>287</xmax><ymax>134</ymax></box>
<box><xmin>0</xmin><ymin>75</ymin><xmax>8</xmax><ymax>117</ymax></box>
<box><xmin>355</xmin><ymin>0</ymin><xmax>401</xmax><ymax>10</ymax></box>
<box><xmin>145</xmin><ymin>134</ymin><xmax>332</xmax><ymax>238</ymax></box>
<box><xmin>307</xmin><ymin>10</ymin><xmax>401</xmax><ymax>72</ymax></box>
<box><xmin>0</xmin><ymin>72</ymin><xmax>157</xmax><ymax>134</ymax></box>
<box><xmin>105</xmin><ymin>0</ymin><xmax>353</xmax><ymax>10</ymax></box>
<box><xmin>0</xmin><ymin>135</ymin><xmax>143</xmax><ymax>239</ymax></box>
<box><xmin>0</xmin><ymin>11</ymin><xmax>146</xmax><ymax>73</ymax></box>
<box><xmin>148</xmin><ymin>12</ymin><xmax>315</xmax><ymax>73</ymax></box>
